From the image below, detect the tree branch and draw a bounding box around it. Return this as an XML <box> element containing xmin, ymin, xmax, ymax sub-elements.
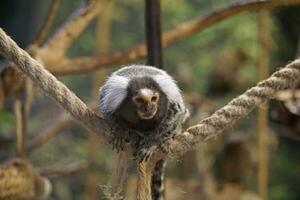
<box><xmin>2</xmin><ymin>0</ymin><xmax>300</xmax><ymax>105</ymax></box>
<box><xmin>37</xmin><ymin>0</ymin><xmax>102</xmax><ymax>63</ymax></box>
<box><xmin>161</xmin><ymin>0</ymin><xmax>300</xmax><ymax>47</ymax></box>
<box><xmin>47</xmin><ymin>0</ymin><xmax>300</xmax><ymax>75</ymax></box>
<box><xmin>14</xmin><ymin>98</ymin><xmax>26</xmax><ymax>158</ymax></box>
<box><xmin>38</xmin><ymin>160</ymin><xmax>89</xmax><ymax>176</ymax></box>
<box><xmin>27</xmin><ymin>101</ymin><xmax>97</xmax><ymax>153</ymax></box>
<box><xmin>27</xmin><ymin>114</ymin><xmax>73</xmax><ymax>152</ymax></box>
<box><xmin>256</xmin><ymin>9</ymin><xmax>270</xmax><ymax>200</ymax></box>
<box><xmin>33</xmin><ymin>0</ymin><xmax>60</xmax><ymax>46</ymax></box>
<box><xmin>49</xmin><ymin>46</ymin><xmax>145</xmax><ymax>75</ymax></box>
<box><xmin>0</xmin><ymin>28</ymin><xmax>111</xmax><ymax>144</ymax></box>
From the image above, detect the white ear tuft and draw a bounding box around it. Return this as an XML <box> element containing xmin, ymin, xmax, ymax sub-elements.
<box><xmin>152</xmin><ymin>73</ymin><xmax>183</xmax><ymax>105</ymax></box>
<box><xmin>99</xmin><ymin>75</ymin><xmax>129</xmax><ymax>115</ymax></box>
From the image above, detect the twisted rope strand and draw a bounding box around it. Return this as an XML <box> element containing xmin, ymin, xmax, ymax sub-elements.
<box><xmin>166</xmin><ymin>60</ymin><xmax>300</xmax><ymax>157</ymax></box>
<box><xmin>0</xmin><ymin>28</ymin><xmax>111</xmax><ymax>142</ymax></box>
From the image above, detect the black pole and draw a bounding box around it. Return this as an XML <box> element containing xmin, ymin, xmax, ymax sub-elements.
<box><xmin>145</xmin><ymin>0</ymin><xmax>163</xmax><ymax>68</ymax></box>
<box><xmin>145</xmin><ymin>1</ymin><xmax>165</xmax><ymax>200</ymax></box>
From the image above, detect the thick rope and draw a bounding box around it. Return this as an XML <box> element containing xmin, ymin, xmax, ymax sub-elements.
<box><xmin>0</xmin><ymin>27</ymin><xmax>299</xmax><ymax>160</ymax></box>
<box><xmin>166</xmin><ymin>58</ymin><xmax>300</xmax><ymax>157</ymax></box>
<box><xmin>0</xmin><ymin>28</ymin><xmax>111</xmax><ymax>142</ymax></box>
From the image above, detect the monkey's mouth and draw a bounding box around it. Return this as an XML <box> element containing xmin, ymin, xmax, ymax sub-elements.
<box><xmin>137</xmin><ymin>109</ymin><xmax>157</xmax><ymax>119</ymax></box>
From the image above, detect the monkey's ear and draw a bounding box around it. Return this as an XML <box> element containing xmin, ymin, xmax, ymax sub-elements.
<box><xmin>99</xmin><ymin>75</ymin><xmax>129</xmax><ymax>114</ymax></box>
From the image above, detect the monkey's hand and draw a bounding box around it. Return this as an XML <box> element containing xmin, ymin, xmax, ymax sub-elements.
<box><xmin>133</xmin><ymin>138</ymin><xmax>158</xmax><ymax>162</ymax></box>
<box><xmin>136</xmin><ymin>145</ymin><xmax>158</xmax><ymax>163</ymax></box>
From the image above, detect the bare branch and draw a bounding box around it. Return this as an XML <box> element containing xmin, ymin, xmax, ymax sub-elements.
<box><xmin>0</xmin><ymin>0</ymin><xmax>97</xmax><ymax>107</ymax></box>
<box><xmin>2</xmin><ymin>0</ymin><xmax>300</xmax><ymax>103</ymax></box>
<box><xmin>0</xmin><ymin>65</ymin><xmax>25</xmax><ymax>108</ymax></box>
<box><xmin>0</xmin><ymin>28</ymin><xmax>111</xmax><ymax>144</ymax></box>
<box><xmin>161</xmin><ymin>0</ymin><xmax>300</xmax><ymax>47</ymax></box>
<box><xmin>27</xmin><ymin>101</ymin><xmax>97</xmax><ymax>153</ymax></box>
<box><xmin>27</xmin><ymin>114</ymin><xmax>73</xmax><ymax>152</ymax></box>
<box><xmin>14</xmin><ymin>98</ymin><xmax>26</xmax><ymax>158</ymax></box>
<box><xmin>38</xmin><ymin>160</ymin><xmax>89</xmax><ymax>176</ymax></box>
<box><xmin>33</xmin><ymin>0</ymin><xmax>60</xmax><ymax>46</ymax></box>
<box><xmin>37</xmin><ymin>0</ymin><xmax>102</xmax><ymax>61</ymax></box>
<box><xmin>48</xmin><ymin>0</ymin><xmax>300</xmax><ymax>75</ymax></box>
<box><xmin>256</xmin><ymin>9</ymin><xmax>270</xmax><ymax>200</ymax></box>
<box><xmin>49</xmin><ymin>45</ymin><xmax>145</xmax><ymax>75</ymax></box>
<box><xmin>24</xmin><ymin>80</ymin><xmax>34</xmax><ymax>122</ymax></box>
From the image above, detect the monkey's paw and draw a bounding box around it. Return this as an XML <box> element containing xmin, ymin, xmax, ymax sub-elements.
<box><xmin>135</xmin><ymin>145</ymin><xmax>158</xmax><ymax>163</ymax></box>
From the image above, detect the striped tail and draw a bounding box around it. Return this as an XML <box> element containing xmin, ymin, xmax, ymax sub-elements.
<box><xmin>151</xmin><ymin>159</ymin><xmax>166</xmax><ymax>200</ymax></box>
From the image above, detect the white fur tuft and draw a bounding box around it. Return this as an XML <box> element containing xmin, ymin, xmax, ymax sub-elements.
<box><xmin>152</xmin><ymin>73</ymin><xmax>183</xmax><ymax>105</ymax></box>
<box><xmin>139</xmin><ymin>88</ymin><xmax>154</xmax><ymax>97</ymax></box>
<box><xmin>99</xmin><ymin>75</ymin><xmax>129</xmax><ymax>114</ymax></box>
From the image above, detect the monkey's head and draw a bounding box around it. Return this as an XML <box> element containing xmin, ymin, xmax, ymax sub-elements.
<box><xmin>99</xmin><ymin>65</ymin><xmax>184</xmax><ymax>131</ymax></box>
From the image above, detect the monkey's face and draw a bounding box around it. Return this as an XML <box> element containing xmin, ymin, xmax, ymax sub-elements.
<box><xmin>113</xmin><ymin>76</ymin><xmax>169</xmax><ymax>131</ymax></box>
<box><xmin>132</xmin><ymin>88</ymin><xmax>160</xmax><ymax>119</ymax></box>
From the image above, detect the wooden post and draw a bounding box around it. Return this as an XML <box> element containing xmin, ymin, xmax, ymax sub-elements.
<box><xmin>85</xmin><ymin>1</ymin><xmax>113</xmax><ymax>199</ymax></box>
<box><xmin>143</xmin><ymin>0</ymin><xmax>164</xmax><ymax>199</ymax></box>
<box><xmin>257</xmin><ymin>9</ymin><xmax>270</xmax><ymax>200</ymax></box>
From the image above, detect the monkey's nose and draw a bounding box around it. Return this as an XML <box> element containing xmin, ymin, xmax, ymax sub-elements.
<box><xmin>145</xmin><ymin>103</ymin><xmax>154</xmax><ymax>112</ymax></box>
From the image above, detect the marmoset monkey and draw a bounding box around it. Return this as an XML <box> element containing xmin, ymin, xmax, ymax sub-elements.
<box><xmin>99</xmin><ymin>65</ymin><xmax>189</xmax><ymax>199</ymax></box>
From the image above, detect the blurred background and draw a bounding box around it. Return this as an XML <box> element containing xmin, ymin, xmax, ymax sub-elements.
<box><xmin>0</xmin><ymin>0</ymin><xmax>299</xmax><ymax>199</ymax></box>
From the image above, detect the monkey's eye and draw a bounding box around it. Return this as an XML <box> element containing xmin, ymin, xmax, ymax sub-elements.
<box><xmin>151</xmin><ymin>96</ymin><xmax>158</xmax><ymax>102</ymax></box>
<box><xmin>134</xmin><ymin>97</ymin><xmax>144</xmax><ymax>104</ymax></box>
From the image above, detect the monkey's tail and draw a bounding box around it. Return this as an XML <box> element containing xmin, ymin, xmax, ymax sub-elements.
<box><xmin>151</xmin><ymin>159</ymin><xmax>166</xmax><ymax>200</ymax></box>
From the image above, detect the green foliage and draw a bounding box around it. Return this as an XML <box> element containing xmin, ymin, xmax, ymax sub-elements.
<box><xmin>0</xmin><ymin>110</ymin><xmax>13</xmax><ymax>134</ymax></box>
<box><xmin>1</xmin><ymin>0</ymin><xmax>299</xmax><ymax>199</ymax></box>
<box><xmin>270</xmin><ymin>138</ymin><xmax>300</xmax><ymax>200</ymax></box>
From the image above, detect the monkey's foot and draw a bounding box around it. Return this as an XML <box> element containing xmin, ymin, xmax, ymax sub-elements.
<box><xmin>134</xmin><ymin>145</ymin><xmax>158</xmax><ymax>163</ymax></box>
